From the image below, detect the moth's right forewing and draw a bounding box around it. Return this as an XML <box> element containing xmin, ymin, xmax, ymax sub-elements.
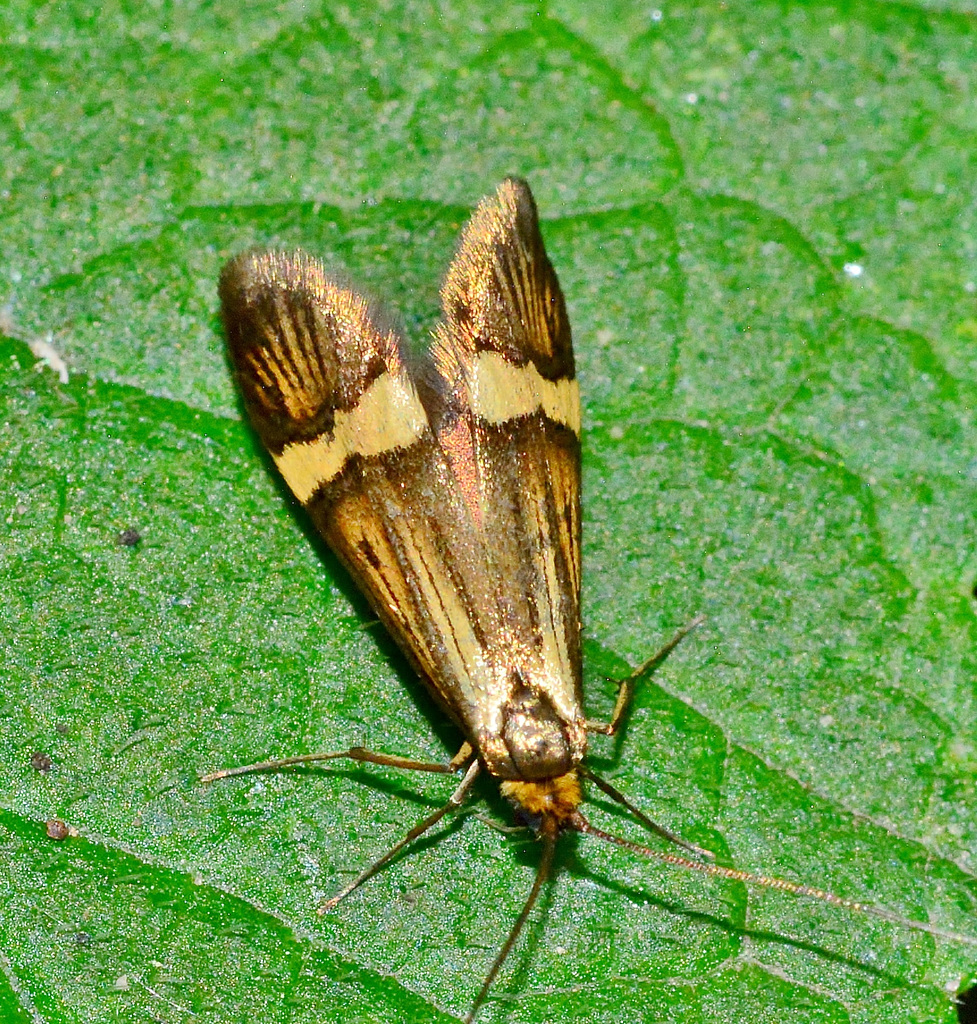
<box><xmin>429</xmin><ymin>180</ymin><xmax>585</xmax><ymax>779</ymax></box>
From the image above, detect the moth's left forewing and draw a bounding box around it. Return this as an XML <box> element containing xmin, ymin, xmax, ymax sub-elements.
<box><xmin>429</xmin><ymin>179</ymin><xmax>585</xmax><ymax>777</ymax></box>
<box><xmin>219</xmin><ymin>252</ymin><xmax>497</xmax><ymax>722</ymax></box>
<box><xmin>219</xmin><ymin>251</ymin><xmax>429</xmax><ymax>499</ymax></box>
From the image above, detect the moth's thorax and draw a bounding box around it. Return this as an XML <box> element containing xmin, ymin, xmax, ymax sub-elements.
<box><xmin>500</xmin><ymin>771</ymin><xmax>582</xmax><ymax>830</ymax></box>
<box><xmin>474</xmin><ymin>668</ymin><xmax>587</xmax><ymax>781</ymax></box>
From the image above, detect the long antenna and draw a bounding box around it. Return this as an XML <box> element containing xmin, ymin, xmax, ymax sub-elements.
<box><xmin>569</xmin><ymin>811</ymin><xmax>977</xmax><ymax>946</ymax></box>
<box><xmin>465</xmin><ymin>828</ymin><xmax>558</xmax><ymax>1024</ymax></box>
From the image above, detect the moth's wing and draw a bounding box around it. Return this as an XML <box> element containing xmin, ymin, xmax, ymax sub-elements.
<box><xmin>219</xmin><ymin>179</ymin><xmax>584</xmax><ymax>782</ymax></box>
<box><xmin>428</xmin><ymin>178</ymin><xmax>584</xmax><ymax>774</ymax></box>
<box><xmin>219</xmin><ymin>250</ymin><xmax>493</xmax><ymax>730</ymax></box>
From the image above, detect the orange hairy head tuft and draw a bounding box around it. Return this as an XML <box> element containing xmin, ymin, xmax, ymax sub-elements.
<box><xmin>500</xmin><ymin>771</ymin><xmax>582</xmax><ymax>828</ymax></box>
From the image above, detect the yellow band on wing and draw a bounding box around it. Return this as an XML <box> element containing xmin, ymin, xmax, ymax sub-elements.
<box><xmin>471</xmin><ymin>350</ymin><xmax>580</xmax><ymax>435</ymax></box>
<box><xmin>273</xmin><ymin>370</ymin><xmax>429</xmax><ymax>504</ymax></box>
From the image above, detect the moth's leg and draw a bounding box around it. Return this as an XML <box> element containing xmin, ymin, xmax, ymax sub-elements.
<box><xmin>582</xmin><ymin>614</ymin><xmax>711</xmax><ymax>861</ymax></box>
<box><xmin>472</xmin><ymin>814</ymin><xmax>531</xmax><ymax>837</ymax></box>
<box><xmin>319</xmin><ymin>758</ymin><xmax>482</xmax><ymax>911</ymax></box>
<box><xmin>585</xmin><ymin>614</ymin><xmax>706</xmax><ymax>736</ymax></box>
<box><xmin>201</xmin><ymin>743</ymin><xmax>479</xmax><ymax>907</ymax></box>
<box><xmin>580</xmin><ymin>766</ymin><xmax>713</xmax><ymax>860</ymax></box>
<box><xmin>200</xmin><ymin>741</ymin><xmax>473</xmax><ymax>782</ymax></box>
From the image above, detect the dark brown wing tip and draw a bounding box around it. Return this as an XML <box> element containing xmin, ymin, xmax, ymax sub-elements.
<box><xmin>217</xmin><ymin>248</ymin><xmax>408</xmax><ymax>453</ymax></box>
<box><xmin>218</xmin><ymin>249</ymin><xmax>324</xmax><ymax>353</ymax></box>
<box><xmin>218</xmin><ymin>249</ymin><xmax>397</xmax><ymax>358</ymax></box>
<box><xmin>496</xmin><ymin>175</ymin><xmax>534</xmax><ymax>204</ymax></box>
<box><xmin>440</xmin><ymin>178</ymin><xmax>572</xmax><ymax>382</ymax></box>
<box><xmin>466</xmin><ymin>178</ymin><xmax>540</xmax><ymax>248</ymax></box>
<box><xmin>218</xmin><ymin>248</ymin><xmax>305</xmax><ymax>300</ymax></box>
<box><xmin>495</xmin><ymin>175</ymin><xmax>540</xmax><ymax>226</ymax></box>
<box><xmin>218</xmin><ymin>250</ymin><xmax>343</xmax><ymax>452</ymax></box>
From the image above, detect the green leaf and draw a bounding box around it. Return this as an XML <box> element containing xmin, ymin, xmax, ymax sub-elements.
<box><xmin>2</xmin><ymin>2</ymin><xmax>975</xmax><ymax>1023</ymax></box>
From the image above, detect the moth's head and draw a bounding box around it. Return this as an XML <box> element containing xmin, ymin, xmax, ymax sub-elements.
<box><xmin>500</xmin><ymin>771</ymin><xmax>582</xmax><ymax>833</ymax></box>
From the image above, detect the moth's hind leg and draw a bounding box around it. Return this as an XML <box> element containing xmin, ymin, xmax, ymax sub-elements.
<box><xmin>584</xmin><ymin>614</ymin><xmax>706</xmax><ymax>736</ymax></box>
<box><xmin>320</xmin><ymin>758</ymin><xmax>481</xmax><ymax>911</ymax></box>
<box><xmin>199</xmin><ymin>740</ymin><xmax>473</xmax><ymax>782</ymax></box>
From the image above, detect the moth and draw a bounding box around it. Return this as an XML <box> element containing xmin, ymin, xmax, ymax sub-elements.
<box><xmin>211</xmin><ymin>179</ymin><xmax>974</xmax><ymax>1021</ymax></box>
